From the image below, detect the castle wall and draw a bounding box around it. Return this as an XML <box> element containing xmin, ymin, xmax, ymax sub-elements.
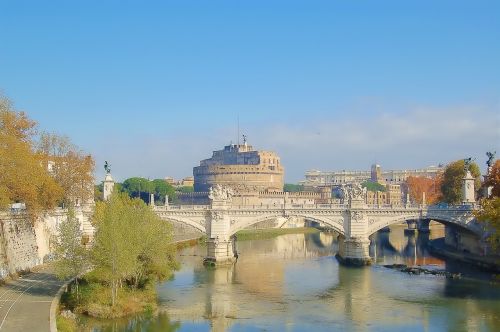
<box><xmin>194</xmin><ymin>164</ymin><xmax>284</xmax><ymax>192</ymax></box>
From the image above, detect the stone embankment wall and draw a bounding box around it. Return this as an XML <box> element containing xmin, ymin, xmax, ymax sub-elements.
<box><xmin>0</xmin><ymin>207</ymin><xmax>94</xmax><ymax>279</ymax></box>
<box><xmin>0</xmin><ymin>214</ymin><xmax>40</xmax><ymax>278</ymax></box>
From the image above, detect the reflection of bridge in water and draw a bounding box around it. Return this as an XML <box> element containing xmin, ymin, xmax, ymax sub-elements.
<box><xmin>155</xmin><ymin>191</ymin><xmax>480</xmax><ymax>265</ymax></box>
<box><xmin>370</xmin><ymin>224</ymin><xmax>446</xmax><ymax>266</ymax></box>
<box><xmin>160</xmin><ymin>231</ymin><xmax>498</xmax><ymax>332</ymax></box>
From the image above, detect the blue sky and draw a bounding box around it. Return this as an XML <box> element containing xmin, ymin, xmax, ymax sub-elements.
<box><xmin>1</xmin><ymin>1</ymin><xmax>499</xmax><ymax>182</ymax></box>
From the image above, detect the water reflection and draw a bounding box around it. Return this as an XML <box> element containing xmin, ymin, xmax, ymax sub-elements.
<box><xmin>370</xmin><ymin>224</ymin><xmax>446</xmax><ymax>266</ymax></box>
<box><xmin>83</xmin><ymin>225</ymin><xmax>500</xmax><ymax>331</ymax></box>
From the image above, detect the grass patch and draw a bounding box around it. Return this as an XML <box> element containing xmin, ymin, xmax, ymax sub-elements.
<box><xmin>236</xmin><ymin>227</ymin><xmax>319</xmax><ymax>241</ymax></box>
<box><xmin>56</xmin><ymin>315</ymin><xmax>77</xmax><ymax>332</ymax></box>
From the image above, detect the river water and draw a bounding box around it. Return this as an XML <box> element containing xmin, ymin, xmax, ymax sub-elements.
<box><xmin>83</xmin><ymin>224</ymin><xmax>500</xmax><ymax>331</ymax></box>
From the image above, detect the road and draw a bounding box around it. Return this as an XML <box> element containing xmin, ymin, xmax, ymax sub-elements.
<box><xmin>0</xmin><ymin>266</ymin><xmax>63</xmax><ymax>332</ymax></box>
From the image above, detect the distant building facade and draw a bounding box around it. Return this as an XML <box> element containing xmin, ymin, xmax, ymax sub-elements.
<box><xmin>193</xmin><ymin>142</ymin><xmax>284</xmax><ymax>192</ymax></box>
<box><xmin>164</xmin><ymin>176</ymin><xmax>195</xmax><ymax>188</ymax></box>
<box><xmin>366</xmin><ymin>184</ymin><xmax>402</xmax><ymax>206</ymax></box>
<box><xmin>302</xmin><ymin>164</ymin><xmax>443</xmax><ymax>188</ymax></box>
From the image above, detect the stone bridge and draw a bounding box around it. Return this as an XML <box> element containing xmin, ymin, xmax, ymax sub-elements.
<box><xmin>154</xmin><ymin>190</ymin><xmax>480</xmax><ymax>266</ymax></box>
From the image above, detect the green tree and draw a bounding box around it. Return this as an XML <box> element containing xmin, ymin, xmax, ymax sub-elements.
<box><xmin>441</xmin><ymin>159</ymin><xmax>481</xmax><ymax>204</ymax></box>
<box><xmin>91</xmin><ymin>192</ymin><xmax>177</xmax><ymax>306</ymax></box>
<box><xmin>122</xmin><ymin>177</ymin><xmax>153</xmax><ymax>202</ymax></box>
<box><xmin>53</xmin><ymin>208</ymin><xmax>90</xmax><ymax>299</ymax></box>
<box><xmin>152</xmin><ymin>179</ymin><xmax>176</xmax><ymax>204</ymax></box>
<box><xmin>361</xmin><ymin>181</ymin><xmax>386</xmax><ymax>192</ymax></box>
<box><xmin>176</xmin><ymin>186</ymin><xmax>194</xmax><ymax>194</ymax></box>
<box><xmin>475</xmin><ymin>197</ymin><xmax>500</xmax><ymax>250</ymax></box>
<box><xmin>92</xmin><ymin>194</ymin><xmax>137</xmax><ymax>306</ymax></box>
<box><xmin>283</xmin><ymin>184</ymin><xmax>304</xmax><ymax>192</ymax></box>
<box><xmin>122</xmin><ymin>178</ymin><xmax>176</xmax><ymax>205</ymax></box>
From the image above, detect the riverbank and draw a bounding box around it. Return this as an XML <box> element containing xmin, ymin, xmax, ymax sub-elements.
<box><xmin>428</xmin><ymin>238</ymin><xmax>500</xmax><ymax>273</ymax></box>
<box><xmin>235</xmin><ymin>227</ymin><xmax>320</xmax><ymax>240</ymax></box>
<box><xmin>58</xmin><ymin>274</ymin><xmax>158</xmax><ymax>320</ymax></box>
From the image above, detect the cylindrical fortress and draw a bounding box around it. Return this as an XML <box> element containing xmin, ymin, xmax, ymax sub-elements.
<box><xmin>193</xmin><ymin>143</ymin><xmax>284</xmax><ymax>192</ymax></box>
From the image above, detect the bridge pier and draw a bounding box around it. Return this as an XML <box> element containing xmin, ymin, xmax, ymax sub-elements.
<box><xmin>203</xmin><ymin>186</ymin><xmax>237</xmax><ymax>267</ymax></box>
<box><xmin>337</xmin><ymin>236</ymin><xmax>372</xmax><ymax>266</ymax></box>
<box><xmin>417</xmin><ymin>219</ymin><xmax>430</xmax><ymax>233</ymax></box>
<box><xmin>404</xmin><ymin>219</ymin><xmax>418</xmax><ymax>235</ymax></box>
<box><xmin>204</xmin><ymin>237</ymin><xmax>236</xmax><ymax>266</ymax></box>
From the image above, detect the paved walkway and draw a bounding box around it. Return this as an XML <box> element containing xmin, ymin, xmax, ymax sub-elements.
<box><xmin>0</xmin><ymin>266</ymin><xmax>63</xmax><ymax>332</ymax></box>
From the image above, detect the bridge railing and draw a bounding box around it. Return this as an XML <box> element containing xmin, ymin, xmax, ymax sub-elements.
<box><xmin>227</xmin><ymin>203</ymin><xmax>348</xmax><ymax>210</ymax></box>
<box><xmin>426</xmin><ymin>203</ymin><xmax>478</xmax><ymax>211</ymax></box>
<box><xmin>158</xmin><ymin>202</ymin><xmax>478</xmax><ymax>212</ymax></box>
<box><xmin>156</xmin><ymin>205</ymin><xmax>210</xmax><ymax>211</ymax></box>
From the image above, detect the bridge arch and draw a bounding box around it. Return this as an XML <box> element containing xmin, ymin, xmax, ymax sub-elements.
<box><xmin>229</xmin><ymin>213</ymin><xmax>345</xmax><ymax>236</ymax></box>
<box><xmin>160</xmin><ymin>215</ymin><xmax>206</xmax><ymax>234</ymax></box>
<box><xmin>367</xmin><ymin>214</ymin><xmax>480</xmax><ymax>237</ymax></box>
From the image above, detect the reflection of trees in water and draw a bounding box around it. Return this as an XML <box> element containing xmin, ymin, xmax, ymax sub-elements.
<box><xmin>81</xmin><ymin>312</ymin><xmax>182</xmax><ymax>332</ymax></box>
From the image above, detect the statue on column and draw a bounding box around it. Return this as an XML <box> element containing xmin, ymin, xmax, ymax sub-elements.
<box><xmin>208</xmin><ymin>184</ymin><xmax>234</xmax><ymax>202</ymax></box>
<box><xmin>347</xmin><ymin>182</ymin><xmax>367</xmax><ymax>201</ymax></box>
<box><xmin>104</xmin><ymin>161</ymin><xmax>111</xmax><ymax>174</ymax></box>
<box><xmin>463</xmin><ymin>157</ymin><xmax>473</xmax><ymax>173</ymax></box>
<box><xmin>486</xmin><ymin>151</ymin><xmax>496</xmax><ymax>173</ymax></box>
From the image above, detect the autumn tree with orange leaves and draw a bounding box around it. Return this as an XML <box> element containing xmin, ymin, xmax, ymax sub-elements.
<box><xmin>0</xmin><ymin>95</ymin><xmax>94</xmax><ymax>217</ymax></box>
<box><xmin>406</xmin><ymin>175</ymin><xmax>442</xmax><ymax>205</ymax></box>
<box><xmin>484</xmin><ymin>159</ymin><xmax>500</xmax><ymax>197</ymax></box>
<box><xmin>475</xmin><ymin>159</ymin><xmax>500</xmax><ymax>249</ymax></box>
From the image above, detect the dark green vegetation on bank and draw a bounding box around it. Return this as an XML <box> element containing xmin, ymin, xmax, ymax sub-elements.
<box><xmin>236</xmin><ymin>227</ymin><xmax>320</xmax><ymax>240</ymax></box>
<box><xmin>56</xmin><ymin>192</ymin><xmax>178</xmax><ymax>320</ymax></box>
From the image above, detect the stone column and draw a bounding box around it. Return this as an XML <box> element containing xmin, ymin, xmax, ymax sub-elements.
<box><xmin>102</xmin><ymin>173</ymin><xmax>114</xmax><ymax>201</ymax></box>
<box><xmin>462</xmin><ymin>171</ymin><xmax>475</xmax><ymax>204</ymax></box>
